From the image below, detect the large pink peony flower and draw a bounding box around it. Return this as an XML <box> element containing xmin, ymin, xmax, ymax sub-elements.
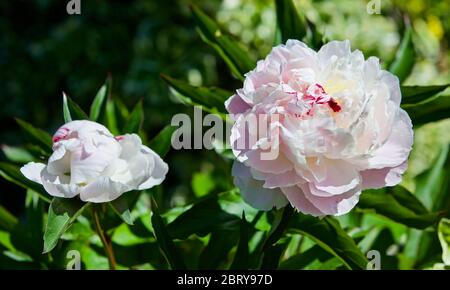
<box><xmin>226</xmin><ymin>40</ymin><xmax>413</xmax><ymax>216</ymax></box>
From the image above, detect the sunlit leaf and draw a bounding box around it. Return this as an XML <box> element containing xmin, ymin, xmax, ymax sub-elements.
<box><xmin>275</xmin><ymin>0</ymin><xmax>307</xmax><ymax>44</ymax></box>
<box><xmin>389</xmin><ymin>25</ymin><xmax>415</xmax><ymax>83</ymax></box>
<box><xmin>167</xmin><ymin>195</ymin><xmax>239</xmax><ymax>240</ymax></box>
<box><xmin>290</xmin><ymin>214</ymin><xmax>368</xmax><ymax>270</ymax></box>
<box><xmin>90</xmin><ymin>84</ymin><xmax>107</xmax><ymax>121</ymax></box>
<box><xmin>0</xmin><ymin>162</ymin><xmax>50</xmax><ymax>203</ymax></box>
<box><xmin>43</xmin><ymin>197</ymin><xmax>90</xmax><ymax>253</ymax></box>
<box><xmin>123</xmin><ymin>100</ymin><xmax>143</xmax><ymax>134</ymax></box>
<box><xmin>191</xmin><ymin>5</ymin><xmax>255</xmax><ymax>80</ymax></box>
<box><xmin>15</xmin><ymin>118</ymin><xmax>52</xmax><ymax>154</ymax></box>
<box><xmin>358</xmin><ymin>187</ymin><xmax>442</xmax><ymax>229</ymax></box>
<box><xmin>438</xmin><ymin>218</ymin><xmax>450</xmax><ymax>265</ymax></box>
<box><xmin>64</xmin><ymin>94</ymin><xmax>89</xmax><ymax>120</ymax></box>
<box><xmin>148</xmin><ymin>125</ymin><xmax>177</xmax><ymax>158</ymax></box>
<box><xmin>162</xmin><ymin>74</ymin><xmax>231</xmax><ymax>114</ymax></box>
<box><xmin>1</xmin><ymin>145</ymin><xmax>34</xmax><ymax>163</ymax></box>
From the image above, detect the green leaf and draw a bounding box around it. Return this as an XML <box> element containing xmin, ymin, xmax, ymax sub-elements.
<box><xmin>122</xmin><ymin>100</ymin><xmax>143</xmax><ymax>134</ymax></box>
<box><xmin>389</xmin><ymin>25</ymin><xmax>415</xmax><ymax>83</ymax></box>
<box><xmin>198</xmin><ymin>225</ymin><xmax>239</xmax><ymax>269</ymax></box>
<box><xmin>105</xmin><ymin>97</ymin><xmax>120</xmax><ymax>135</ymax></box>
<box><xmin>0</xmin><ymin>205</ymin><xmax>18</xmax><ymax>232</ymax></box>
<box><xmin>438</xmin><ymin>218</ymin><xmax>450</xmax><ymax>265</ymax></box>
<box><xmin>62</xmin><ymin>93</ymin><xmax>72</xmax><ymax>122</ymax></box>
<box><xmin>15</xmin><ymin>118</ymin><xmax>52</xmax><ymax>154</ymax></box>
<box><xmin>358</xmin><ymin>187</ymin><xmax>442</xmax><ymax>229</ymax></box>
<box><xmin>65</xmin><ymin>94</ymin><xmax>89</xmax><ymax>120</ymax></box>
<box><xmin>90</xmin><ymin>84</ymin><xmax>107</xmax><ymax>121</ymax></box>
<box><xmin>43</xmin><ymin>198</ymin><xmax>90</xmax><ymax>253</ymax></box>
<box><xmin>279</xmin><ymin>245</ymin><xmax>332</xmax><ymax>270</ymax></box>
<box><xmin>229</xmin><ymin>213</ymin><xmax>250</xmax><ymax>270</ymax></box>
<box><xmin>0</xmin><ymin>162</ymin><xmax>51</xmax><ymax>203</ymax></box>
<box><xmin>402</xmin><ymin>90</ymin><xmax>450</xmax><ymax>126</ymax></box>
<box><xmin>191</xmin><ymin>5</ymin><xmax>255</xmax><ymax>80</ymax></box>
<box><xmin>150</xmin><ymin>197</ymin><xmax>186</xmax><ymax>269</ymax></box>
<box><xmin>148</xmin><ymin>125</ymin><xmax>177</xmax><ymax>158</ymax></box>
<box><xmin>1</xmin><ymin>145</ymin><xmax>34</xmax><ymax>163</ymax></box>
<box><xmin>262</xmin><ymin>206</ymin><xmax>294</xmax><ymax>251</ymax></box>
<box><xmin>415</xmin><ymin>145</ymin><xmax>449</xmax><ymax>211</ymax></box>
<box><xmin>166</xmin><ymin>195</ymin><xmax>239</xmax><ymax>240</ymax></box>
<box><xmin>162</xmin><ymin>74</ymin><xmax>231</xmax><ymax>114</ymax></box>
<box><xmin>401</xmin><ymin>84</ymin><xmax>449</xmax><ymax>105</ymax></box>
<box><xmin>260</xmin><ymin>238</ymin><xmax>290</xmax><ymax>269</ymax></box>
<box><xmin>290</xmin><ymin>214</ymin><xmax>368</xmax><ymax>270</ymax></box>
<box><xmin>109</xmin><ymin>191</ymin><xmax>140</xmax><ymax>226</ymax></box>
<box><xmin>305</xmin><ymin>18</ymin><xmax>325</xmax><ymax>50</ymax></box>
<box><xmin>275</xmin><ymin>0</ymin><xmax>307</xmax><ymax>44</ymax></box>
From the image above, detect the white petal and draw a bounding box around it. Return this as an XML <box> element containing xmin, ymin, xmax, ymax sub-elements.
<box><xmin>302</xmin><ymin>183</ymin><xmax>361</xmax><ymax>216</ymax></box>
<box><xmin>80</xmin><ymin>176</ymin><xmax>130</xmax><ymax>203</ymax></box>
<box><xmin>138</xmin><ymin>146</ymin><xmax>169</xmax><ymax>189</ymax></box>
<box><xmin>313</xmin><ymin>159</ymin><xmax>361</xmax><ymax>196</ymax></box>
<box><xmin>20</xmin><ymin>162</ymin><xmax>45</xmax><ymax>184</ymax></box>
<box><xmin>232</xmin><ymin>161</ymin><xmax>288</xmax><ymax>211</ymax></box>
<box><xmin>41</xmin><ymin>168</ymin><xmax>80</xmax><ymax>198</ymax></box>
<box><xmin>280</xmin><ymin>186</ymin><xmax>324</xmax><ymax>216</ymax></box>
<box><xmin>360</xmin><ymin>161</ymin><xmax>408</xmax><ymax>189</ymax></box>
<box><xmin>366</xmin><ymin>109</ymin><xmax>413</xmax><ymax>169</ymax></box>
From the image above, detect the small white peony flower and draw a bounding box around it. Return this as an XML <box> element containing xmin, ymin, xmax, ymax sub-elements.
<box><xmin>21</xmin><ymin>120</ymin><xmax>168</xmax><ymax>203</ymax></box>
<box><xmin>226</xmin><ymin>40</ymin><xmax>413</xmax><ymax>216</ymax></box>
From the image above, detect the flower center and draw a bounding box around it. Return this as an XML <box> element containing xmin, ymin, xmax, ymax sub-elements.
<box><xmin>289</xmin><ymin>83</ymin><xmax>341</xmax><ymax>118</ymax></box>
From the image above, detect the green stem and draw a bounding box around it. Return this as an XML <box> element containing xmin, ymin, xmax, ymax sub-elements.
<box><xmin>92</xmin><ymin>207</ymin><xmax>117</xmax><ymax>270</ymax></box>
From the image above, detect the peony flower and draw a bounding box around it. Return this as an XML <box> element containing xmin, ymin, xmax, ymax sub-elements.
<box><xmin>226</xmin><ymin>40</ymin><xmax>413</xmax><ymax>216</ymax></box>
<box><xmin>20</xmin><ymin>120</ymin><xmax>168</xmax><ymax>203</ymax></box>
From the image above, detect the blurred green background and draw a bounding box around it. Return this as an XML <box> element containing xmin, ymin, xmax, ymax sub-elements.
<box><xmin>0</xmin><ymin>0</ymin><xmax>449</xmax><ymax>256</ymax></box>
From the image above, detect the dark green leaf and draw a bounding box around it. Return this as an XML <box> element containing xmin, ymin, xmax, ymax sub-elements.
<box><xmin>0</xmin><ymin>205</ymin><xmax>18</xmax><ymax>232</ymax></box>
<box><xmin>290</xmin><ymin>214</ymin><xmax>368</xmax><ymax>270</ymax></box>
<box><xmin>191</xmin><ymin>5</ymin><xmax>255</xmax><ymax>80</ymax></box>
<box><xmin>90</xmin><ymin>84</ymin><xmax>107</xmax><ymax>121</ymax></box>
<box><xmin>229</xmin><ymin>213</ymin><xmax>250</xmax><ymax>269</ymax></box>
<box><xmin>150</xmin><ymin>197</ymin><xmax>186</xmax><ymax>269</ymax></box>
<box><xmin>279</xmin><ymin>245</ymin><xmax>332</xmax><ymax>270</ymax></box>
<box><xmin>148</xmin><ymin>125</ymin><xmax>177</xmax><ymax>157</ymax></box>
<box><xmin>262</xmin><ymin>206</ymin><xmax>294</xmax><ymax>251</ymax></box>
<box><xmin>260</xmin><ymin>239</ymin><xmax>290</xmax><ymax>269</ymax></box>
<box><xmin>123</xmin><ymin>100</ymin><xmax>143</xmax><ymax>134</ymax></box>
<box><xmin>0</xmin><ymin>162</ymin><xmax>51</xmax><ymax>203</ymax></box>
<box><xmin>358</xmin><ymin>187</ymin><xmax>442</xmax><ymax>229</ymax></box>
<box><xmin>43</xmin><ymin>198</ymin><xmax>90</xmax><ymax>253</ymax></box>
<box><xmin>401</xmin><ymin>84</ymin><xmax>449</xmax><ymax>105</ymax></box>
<box><xmin>109</xmin><ymin>191</ymin><xmax>140</xmax><ymax>225</ymax></box>
<box><xmin>275</xmin><ymin>0</ymin><xmax>307</xmax><ymax>44</ymax></box>
<box><xmin>389</xmin><ymin>25</ymin><xmax>415</xmax><ymax>83</ymax></box>
<box><xmin>198</xmin><ymin>224</ymin><xmax>240</xmax><ymax>269</ymax></box>
<box><xmin>15</xmin><ymin>118</ymin><xmax>52</xmax><ymax>153</ymax></box>
<box><xmin>65</xmin><ymin>94</ymin><xmax>89</xmax><ymax>120</ymax></box>
<box><xmin>166</xmin><ymin>195</ymin><xmax>239</xmax><ymax>240</ymax></box>
<box><xmin>162</xmin><ymin>74</ymin><xmax>231</xmax><ymax>114</ymax></box>
<box><xmin>403</xmin><ymin>90</ymin><xmax>450</xmax><ymax>126</ymax></box>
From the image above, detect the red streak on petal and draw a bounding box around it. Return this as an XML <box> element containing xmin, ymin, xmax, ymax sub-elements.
<box><xmin>115</xmin><ymin>136</ymin><xmax>124</xmax><ymax>141</ymax></box>
<box><xmin>328</xmin><ymin>98</ymin><xmax>341</xmax><ymax>112</ymax></box>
